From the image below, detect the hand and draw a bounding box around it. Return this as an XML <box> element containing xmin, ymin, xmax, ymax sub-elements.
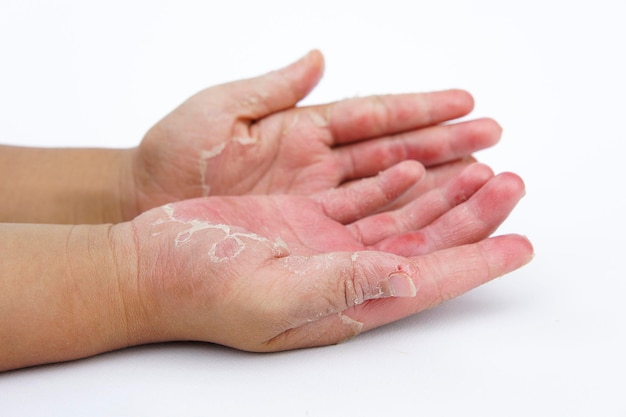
<box><xmin>125</xmin><ymin>50</ymin><xmax>502</xmax><ymax>219</ymax></box>
<box><xmin>124</xmin><ymin>162</ymin><xmax>532</xmax><ymax>351</ymax></box>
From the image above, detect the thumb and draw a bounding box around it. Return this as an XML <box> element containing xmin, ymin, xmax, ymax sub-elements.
<box><xmin>223</xmin><ymin>50</ymin><xmax>324</xmax><ymax>120</ymax></box>
<box><xmin>278</xmin><ymin>251</ymin><xmax>419</xmax><ymax>325</ymax></box>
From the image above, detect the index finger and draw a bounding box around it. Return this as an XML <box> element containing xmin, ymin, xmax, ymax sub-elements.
<box><xmin>305</xmin><ymin>89</ymin><xmax>475</xmax><ymax>145</ymax></box>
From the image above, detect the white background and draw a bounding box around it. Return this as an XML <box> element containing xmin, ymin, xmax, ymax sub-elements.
<box><xmin>1</xmin><ymin>0</ymin><xmax>625</xmax><ymax>415</ymax></box>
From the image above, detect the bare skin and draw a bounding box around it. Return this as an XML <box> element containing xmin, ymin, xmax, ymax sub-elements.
<box><xmin>0</xmin><ymin>51</ymin><xmax>532</xmax><ymax>371</ymax></box>
<box><xmin>0</xmin><ymin>50</ymin><xmax>500</xmax><ymax>224</ymax></box>
<box><xmin>129</xmin><ymin>50</ymin><xmax>500</xmax><ymax>218</ymax></box>
<box><xmin>0</xmin><ymin>161</ymin><xmax>532</xmax><ymax>371</ymax></box>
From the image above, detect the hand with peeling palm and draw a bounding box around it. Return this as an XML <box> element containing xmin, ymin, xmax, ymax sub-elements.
<box><xmin>126</xmin><ymin>50</ymin><xmax>502</xmax><ymax>219</ymax></box>
<box><xmin>0</xmin><ymin>52</ymin><xmax>533</xmax><ymax>370</ymax></box>
<box><xmin>125</xmin><ymin>160</ymin><xmax>532</xmax><ymax>351</ymax></box>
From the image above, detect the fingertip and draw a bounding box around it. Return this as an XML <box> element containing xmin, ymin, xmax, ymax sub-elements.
<box><xmin>496</xmin><ymin>234</ymin><xmax>535</xmax><ymax>269</ymax></box>
<box><xmin>421</xmin><ymin>89</ymin><xmax>475</xmax><ymax>122</ymax></box>
<box><xmin>306</xmin><ymin>49</ymin><xmax>325</xmax><ymax>74</ymax></box>
<box><xmin>250</xmin><ymin>51</ymin><xmax>325</xmax><ymax>116</ymax></box>
<box><xmin>447</xmin><ymin>89</ymin><xmax>475</xmax><ymax>112</ymax></box>
<box><xmin>287</xmin><ymin>50</ymin><xmax>325</xmax><ymax>84</ymax></box>
<box><xmin>443</xmin><ymin>162</ymin><xmax>494</xmax><ymax>205</ymax></box>
<box><xmin>515</xmin><ymin>233</ymin><xmax>534</xmax><ymax>256</ymax></box>
<box><xmin>474</xmin><ymin>117</ymin><xmax>503</xmax><ymax>146</ymax></box>
<box><xmin>392</xmin><ymin>160</ymin><xmax>426</xmax><ymax>183</ymax></box>
<box><xmin>483</xmin><ymin>117</ymin><xmax>503</xmax><ymax>135</ymax></box>
<box><xmin>495</xmin><ymin>171</ymin><xmax>526</xmax><ymax>197</ymax></box>
<box><xmin>464</xmin><ymin>162</ymin><xmax>495</xmax><ymax>182</ymax></box>
<box><xmin>385</xmin><ymin>272</ymin><xmax>418</xmax><ymax>297</ymax></box>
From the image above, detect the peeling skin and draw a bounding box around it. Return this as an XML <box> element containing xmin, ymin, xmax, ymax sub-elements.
<box><xmin>280</xmin><ymin>251</ymin><xmax>412</xmax><ymax>306</ymax></box>
<box><xmin>281</xmin><ymin>113</ymin><xmax>299</xmax><ymax>136</ymax></box>
<box><xmin>337</xmin><ymin>312</ymin><xmax>364</xmax><ymax>343</ymax></box>
<box><xmin>309</xmin><ymin>108</ymin><xmax>330</xmax><ymax>128</ymax></box>
<box><xmin>244</xmin><ymin>90</ymin><xmax>269</xmax><ymax>107</ymax></box>
<box><xmin>199</xmin><ymin>144</ymin><xmax>226</xmax><ymax>196</ymax></box>
<box><xmin>281</xmin><ymin>254</ymin><xmax>334</xmax><ymax>275</ymax></box>
<box><xmin>152</xmin><ymin>204</ymin><xmax>290</xmax><ymax>261</ymax></box>
<box><xmin>201</xmin><ymin>143</ymin><xmax>227</xmax><ymax>160</ymax></box>
<box><xmin>232</xmin><ymin>136</ymin><xmax>258</xmax><ymax>145</ymax></box>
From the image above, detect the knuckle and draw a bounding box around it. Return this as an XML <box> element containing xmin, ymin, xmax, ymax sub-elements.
<box><xmin>369</xmin><ymin>95</ymin><xmax>391</xmax><ymax>134</ymax></box>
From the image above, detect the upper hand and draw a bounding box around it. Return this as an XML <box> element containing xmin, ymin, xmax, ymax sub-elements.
<box><xmin>125</xmin><ymin>50</ymin><xmax>502</xmax><ymax>219</ymax></box>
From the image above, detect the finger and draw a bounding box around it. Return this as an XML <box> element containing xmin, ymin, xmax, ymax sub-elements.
<box><xmin>263</xmin><ymin>234</ymin><xmax>534</xmax><ymax>351</ymax></box>
<box><xmin>375</xmin><ymin>172</ymin><xmax>526</xmax><ymax>256</ymax></box>
<box><xmin>384</xmin><ymin>156</ymin><xmax>478</xmax><ymax>210</ymax></box>
<box><xmin>304</xmin><ymin>89</ymin><xmax>475</xmax><ymax>146</ymax></box>
<box><xmin>273</xmin><ymin>251</ymin><xmax>420</xmax><ymax>330</ymax></box>
<box><xmin>316</xmin><ymin>160</ymin><xmax>424</xmax><ymax>224</ymax></box>
<box><xmin>219</xmin><ymin>50</ymin><xmax>324</xmax><ymax>120</ymax></box>
<box><xmin>350</xmin><ymin>234</ymin><xmax>534</xmax><ymax>332</ymax></box>
<box><xmin>348</xmin><ymin>163</ymin><xmax>494</xmax><ymax>246</ymax></box>
<box><xmin>336</xmin><ymin>117</ymin><xmax>501</xmax><ymax>181</ymax></box>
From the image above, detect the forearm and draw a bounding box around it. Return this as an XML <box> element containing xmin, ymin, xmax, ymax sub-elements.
<box><xmin>0</xmin><ymin>145</ymin><xmax>135</xmax><ymax>224</ymax></box>
<box><xmin>0</xmin><ymin>222</ymin><xmax>144</xmax><ymax>371</ymax></box>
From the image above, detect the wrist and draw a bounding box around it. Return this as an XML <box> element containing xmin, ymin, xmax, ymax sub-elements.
<box><xmin>116</xmin><ymin>148</ymin><xmax>141</xmax><ymax>222</ymax></box>
<box><xmin>62</xmin><ymin>222</ymin><xmax>152</xmax><ymax>354</ymax></box>
<box><xmin>62</xmin><ymin>223</ymin><xmax>144</xmax><ymax>355</ymax></box>
<box><xmin>0</xmin><ymin>222</ymin><xmax>148</xmax><ymax>370</ymax></box>
<box><xmin>105</xmin><ymin>221</ymin><xmax>162</xmax><ymax>347</ymax></box>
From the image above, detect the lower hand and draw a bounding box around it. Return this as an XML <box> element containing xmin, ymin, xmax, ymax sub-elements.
<box><xmin>120</xmin><ymin>161</ymin><xmax>532</xmax><ymax>351</ymax></box>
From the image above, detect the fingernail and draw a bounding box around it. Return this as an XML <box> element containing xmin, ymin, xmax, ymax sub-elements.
<box><xmin>386</xmin><ymin>272</ymin><xmax>417</xmax><ymax>297</ymax></box>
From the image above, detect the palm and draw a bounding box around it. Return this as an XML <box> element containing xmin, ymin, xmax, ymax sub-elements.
<box><xmin>129</xmin><ymin>51</ymin><xmax>502</xmax><ymax>217</ymax></box>
<box><xmin>130</xmin><ymin>162</ymin><xmax>532</xmax><ymax>351</ymax></box>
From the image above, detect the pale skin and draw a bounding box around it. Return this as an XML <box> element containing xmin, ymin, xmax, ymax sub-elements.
<box><xmin>0</xmin><ymin>51</ymin><xmax>533</xmax><ymax>371</ymax></box>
